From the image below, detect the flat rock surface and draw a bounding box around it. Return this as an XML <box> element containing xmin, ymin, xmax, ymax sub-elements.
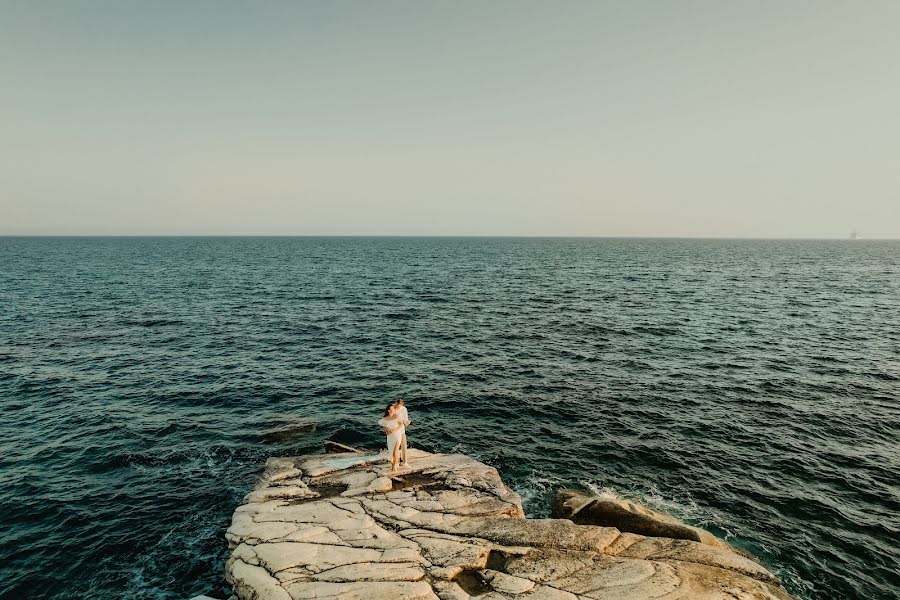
<box><xmin>225</xmin><ymin>447</ymin><xmax>794</xmax><ymax>600</ymax></box>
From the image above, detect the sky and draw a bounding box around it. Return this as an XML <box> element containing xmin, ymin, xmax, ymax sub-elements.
<box><xmin>1</xmin><ymin>1</ymin><xmax>898</xmax><ymax>237</ymax></box>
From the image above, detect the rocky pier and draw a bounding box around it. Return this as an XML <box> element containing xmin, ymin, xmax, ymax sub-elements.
<box><xmin>212</xmin><ymin>443</ymin><xmax>794</xmax><ymax>600</ymax></box>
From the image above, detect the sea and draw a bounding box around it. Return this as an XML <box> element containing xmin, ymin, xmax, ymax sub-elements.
<box><xmin>0</xmin><ymin>237</ymin><xmax>897</xmax><ymax>600</ymax></box>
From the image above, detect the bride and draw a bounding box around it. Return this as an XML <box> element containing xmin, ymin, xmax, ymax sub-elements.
<box><xmin>377</xmin><ymin>402</ymin><xmax>405</xmax><ymax>473</ymax></box>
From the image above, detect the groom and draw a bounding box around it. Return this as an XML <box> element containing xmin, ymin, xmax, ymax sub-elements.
<box><xmin>393</xmin><ymin>398</ymin><xmax>411</xmax><ymax>466</ymax></box>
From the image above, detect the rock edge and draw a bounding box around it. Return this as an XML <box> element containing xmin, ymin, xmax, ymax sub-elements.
<box><xmin>223</xmin><ymin>445</ymin><xmax>795</xmax><ymax>600</ymax></box>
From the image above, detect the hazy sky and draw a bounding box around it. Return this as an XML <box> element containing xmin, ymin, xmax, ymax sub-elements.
<box><xmin>2</xmin><ymin>1</ymin><xmax>898</xmax><ymax>237</ymax></box>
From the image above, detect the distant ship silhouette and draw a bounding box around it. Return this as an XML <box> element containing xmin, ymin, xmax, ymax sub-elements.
<box><xmin>850</xmin><ymin>230</ymin><xmax>860</xmax><ymax>240</ymax></box>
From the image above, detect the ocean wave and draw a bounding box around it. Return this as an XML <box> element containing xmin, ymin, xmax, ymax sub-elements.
<box><xmin>121</xmin><ymin>318</ymin><xmax>184</xmax><ymax>328</ymax></box>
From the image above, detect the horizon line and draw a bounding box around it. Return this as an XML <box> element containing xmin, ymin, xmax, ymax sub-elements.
<box><xmin>1</xmin><ymin>234</ymin><xmax>896</xmax><ymax>241</ymax></box>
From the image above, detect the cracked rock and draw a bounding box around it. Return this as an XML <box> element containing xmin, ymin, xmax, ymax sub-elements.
<box><xmin>224</xmin><ymin>446</ymin><xmax>795</xmax><ymax>600</ymax></box>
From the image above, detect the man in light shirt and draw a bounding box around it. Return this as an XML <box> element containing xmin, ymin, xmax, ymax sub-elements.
<box><xmin>393</xmin><ymin>398</ymin><xmax>411</xmax><ymax>466</ymax></box>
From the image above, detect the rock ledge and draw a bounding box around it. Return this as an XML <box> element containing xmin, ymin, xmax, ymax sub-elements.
<box><xmin>224</xmin><ymin>446</ymin><xmax>794</xmax><ymax>599</ymax></box>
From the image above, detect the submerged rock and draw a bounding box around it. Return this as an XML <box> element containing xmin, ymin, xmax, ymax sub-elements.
<box><xmin>324</xmin><ymin>440</ymin><xmax>365</xmax><ymax>454</ymax></box>
<box><xmin>224</xmin><ymin>445</ymin><xmax>795</xmax><ymax>599</ymax></box>
<box><xmin>257</xmin><ymin>421</ymin><xmax>317</xmax><ymax>443</ymax></box>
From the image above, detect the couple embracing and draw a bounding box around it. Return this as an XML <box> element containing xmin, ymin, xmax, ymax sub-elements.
<box><xmin>377</xmin><ymin>399</ymin><xmax>410</xmax><ymax>473</ymax></box>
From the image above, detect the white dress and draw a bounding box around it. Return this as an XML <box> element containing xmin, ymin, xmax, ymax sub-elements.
<box><xmin>377</xmin><ymin>417</ymin><xmax>404</xmax><ymax>456</ymax></box>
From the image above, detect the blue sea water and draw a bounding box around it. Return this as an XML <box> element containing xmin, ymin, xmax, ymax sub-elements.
<box><xmin>0</xmin><ymin>237</ymin><xmax>898</xmax><ymax>600</ymax></box>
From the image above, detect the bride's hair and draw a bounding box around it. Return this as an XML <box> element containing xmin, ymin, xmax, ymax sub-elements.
<box><xmin>383</xmin><ymin>403</ymin><xmax>395</xmax><ymax>417</ymax></box>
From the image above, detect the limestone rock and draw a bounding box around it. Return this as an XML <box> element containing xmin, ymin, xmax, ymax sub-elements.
<box><xmin>284</xmin><ymin>580</ymin><xmax>437</xmax><ymax>599</ymax></box>
<box><xmin>229</xmin><ymin>559</ymin><xmax>292</xmax><ymax>600</ymax></box>
<box><xmin>482</xmin><ymin>569</ymin><xmax>535</xmax><ymax>593</ymax></box>
<box><xmin>553</xmin><ymin>488</ymin><xmax>729</xmax><ymax>549</ymax></box>
<box><xmin>267</xmin><ymin>468</ymin><xmax>302</xmax><ymax>483</ymax></box>
<box><xmin>244</xmin><ymin>485</ymin><xmax>318</xmax><ymax>504</ymax></box>
<box><xmin>223</xmin><ymin>446</ymin><xmax>795</xmax><ymax>600</ymax></box>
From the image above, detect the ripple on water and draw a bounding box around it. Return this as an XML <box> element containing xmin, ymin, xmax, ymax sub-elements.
<box><xmin>0</xmin><ymin>237</ymin><xmax>898</xmax><ymax>600</ymax></box>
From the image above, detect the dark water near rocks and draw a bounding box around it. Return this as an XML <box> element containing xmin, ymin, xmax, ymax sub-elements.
<box><xmin>1</xmin><ymin>237</ymin><xmax>898</xmax><ymax>600</ymax></box>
